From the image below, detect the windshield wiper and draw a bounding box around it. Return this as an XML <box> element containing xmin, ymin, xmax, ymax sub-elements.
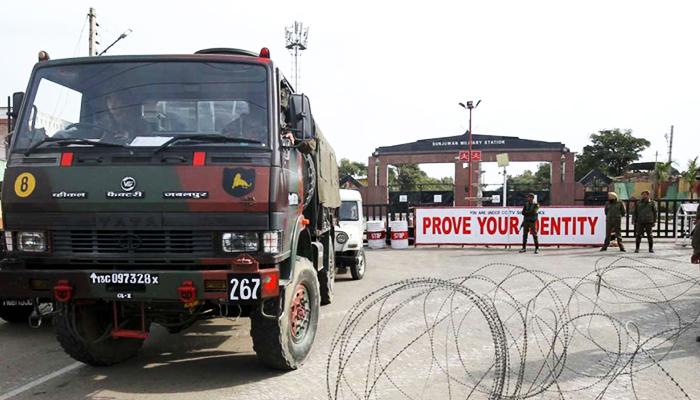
<box><xmin>153</xmin><ymin>134</ymin><xmax>264</xmax><ymax>154</ymax></box>
<box><xmin>24</xmin><ymin>137</ymin><xmax>128</xmax><ymax>156</ymax></box>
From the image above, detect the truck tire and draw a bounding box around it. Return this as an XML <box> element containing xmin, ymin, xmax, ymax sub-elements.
<box><xmin>250</xmin><ymin>256</ymin><xmax>320</xmax><ymax>370</ymax></box>
<box><xmin>318</xmin><ymin>234</ymin><xmax>336</xmax><ymax>305</ymax></box>
<box><xmin>54</xmin><ymin>302</ymin><xmax>144</xmax><ymax>366</ymax></box>
<box><xmin>350</xmin><ymin>249</ymin><xmax>366</xmax><ymax>281</ymax></box>
<box><xmin>0</xmin><ymin>303</ymin><xmax>33</xmax><ymax>324</ymax></box>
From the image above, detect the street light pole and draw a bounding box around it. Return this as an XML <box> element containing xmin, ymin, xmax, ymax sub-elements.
<box><xmin>459</xmin><ymin>100</ymin><xmax>481</xmax><ymax>205</ymax></box>
<box><xmin>98</xmin><ymin>29</ymin><xmax>132</xmax><ymax>56</ymax></box>
<box><xmin>468</xmin><ymin>106</ymin><xmax>473</xmax><ymax>202</ymax></box>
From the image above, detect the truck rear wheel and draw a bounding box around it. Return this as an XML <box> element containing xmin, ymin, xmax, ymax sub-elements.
<box><xmin>250</xmin><ymin>256</ymin><xmax>320</xmax><ymax>370</ymax></box>
<box><xmin>0</xmin><ymin>301</ymin><xmax>34</xmax><ymax>324</ymax></box>
<box><xmin>54</xmin><ymin>302</ymin><xmax>144</xmax><ymax>366</ymax></box>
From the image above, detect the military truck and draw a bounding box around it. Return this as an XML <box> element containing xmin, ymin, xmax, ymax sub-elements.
<box><xmin>0</xmin><ymin>47</ymin><xmax>340</xmax><ymax>370</ymax></box>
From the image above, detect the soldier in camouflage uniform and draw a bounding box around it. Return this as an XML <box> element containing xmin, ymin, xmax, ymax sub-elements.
<box><xmin>519</xmin><ymin>193</ymin><xmax>540</xmax><ymax>254</ymax></box>
<box><xmin>693</xmin><ymin>215</ymin><xmax>700</xmax><ymax>264</ymax></box>
<box><xmin>692</xmin><ymin>181</ymin><xmax>700</xmax><ymax>343</ymax></box>
<box><xmin>633</xmin><ymin>190</ymin><xmax>657</xmax><ymax>253</ymax></box>
<box><xmin>601</xmin><ymin>192</ymin><xmax>626</xmax><ymax>252</ymax></box>
<box><xmin>693</xmin><ymin>180</ymin><xmax>700</xmax><ymax>265</ymax></box>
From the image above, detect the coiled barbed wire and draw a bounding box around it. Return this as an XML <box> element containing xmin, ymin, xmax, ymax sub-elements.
<box><xmin>326</xmin><ymin>255</ymin><xmax>700</xmax><ymax>399</ymax></box>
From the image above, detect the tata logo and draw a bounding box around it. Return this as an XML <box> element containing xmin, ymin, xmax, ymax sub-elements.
<box><xmin>118</xmin><ymin>234</ymin><xmax>142</xmax><ymax>251</ymax></box>
<box><xmin>121</xmin><ymin>177</ymin><xmax>136</xmax><ymax>192</ymax></box>
<box><xmin>223</xmin><ymin>168</ymin><xmax>255</xmax><ymax>197</ymax></box>
<box><xmin>96</xmin><ymin>215</ymin><xmax>161</xmax><ymax>228</ymax></box>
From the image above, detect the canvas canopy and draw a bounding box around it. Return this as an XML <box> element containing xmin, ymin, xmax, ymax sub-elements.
<box><xmin>311</xmin><ymin>125</ymin><xmax>340</xmax><ymax>208</ymax></box>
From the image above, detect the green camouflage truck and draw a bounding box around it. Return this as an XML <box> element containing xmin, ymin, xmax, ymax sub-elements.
<box><xmin>0</xmin><ymin>47</ymin><xmax>340</xmax><ymax>370</ymax></box>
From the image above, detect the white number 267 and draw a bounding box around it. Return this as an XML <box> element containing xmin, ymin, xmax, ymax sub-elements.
<box><xmin>229</xmin><ymin>278</ymin><xmax>261</xmax><ymax>301</ymax></box>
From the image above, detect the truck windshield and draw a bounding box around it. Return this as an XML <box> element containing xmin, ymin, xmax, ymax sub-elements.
<box><xmin>339</xmin><ymin>201</ymin><xmax>360</xmax><ymax>221</ymax></box>
<box><xmin>13</xmin><ymin>61</ymin><xmax>270</xmax><ymax>152</ymax></box>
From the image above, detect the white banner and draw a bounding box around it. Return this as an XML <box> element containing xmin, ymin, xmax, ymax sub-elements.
<box><xmin>415</xmin><ymin>207</ymin><xmax>606</xmax><ymax>246</ymax></box>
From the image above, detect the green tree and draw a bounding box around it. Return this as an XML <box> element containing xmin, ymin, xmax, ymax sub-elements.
<box><xmin>338</xmin><ymin>158</ymin><xmax>367</xmax><ymax>178</ymax></box>
<box><xmin>507</xmin><ymin>170</ymin><xmax>537</xmax><ymax>188</ymax></box>
<box><xmin>395</xmin><ymin>164</ymin><xmax>426</xmax><ymax>191</ymax></box>
<box><xmin>420</xmin><ymin>176</ymin><xmax>454</xmax><ymax>191</ymax></box>
<box><xmin>681</xmin><ymin>157</ymin><xmax>698</xmax><ymax>199</ymax></box>
<box><xmin>507</xmin><ymin>163</ymin><xmax>550</xmax><ymax>189</ymax></box>
<box><xmin>653</xmin><ymin>161</ymin><xmax>674</xmax><ymax>198</ymax></box>
<box><xmin>390</xmin><ymin>164</ymin><xmax>453</xmax><ymax>191</ymax></box>
<box><xmin>574</xmin><ymin>129</ymin><xmax>650</xmax><ymax>180</ymax></box>
<box><xmin>534</xmin><ymin>163</ymin><xmax>550</xmax><ymax>185</ymax></box>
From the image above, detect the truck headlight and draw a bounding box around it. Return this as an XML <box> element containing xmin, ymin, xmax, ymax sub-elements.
<box><xmin>4</xmin><ymin>232</ymin><xmax>14</xmax><ymax>252</ymax></box>
<box><xmin>262</xmin><ymin>231</ymin><xmax>281</xmax><ymax>254</ymax></box>
<box><xmin>336</xmin><ymin>231</ymin><xmax>349</xmax><ymax>244</ymax></box>
<box><xmin>222</xmin><ymin>233</ymin><xmax>258</xmax><ymax>253</ymax></box>
<box><xmin>17</xmin><ymin>232</ymin><xmax>47</xmax><ymax>252</ymax></box>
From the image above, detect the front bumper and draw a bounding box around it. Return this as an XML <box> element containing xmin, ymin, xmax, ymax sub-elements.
<box><xmin>0</xmin><ymin>267</ymin><xmax>279</xmax><ymax>303</ymax></box>
<box><xmin>335</xmin><ymin>250</ymin><xmax>361</xmax><ymax>267</ymax></box>
<box><xmin>334</xmin><ymin>232</ymin><xmax>363</xmax><ymax>253</ymax></box>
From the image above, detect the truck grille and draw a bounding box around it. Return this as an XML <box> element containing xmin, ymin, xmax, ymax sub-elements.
<box><xmin>52</xmin><ymin>231</ymin><xmax>215</xmax><ymax>255</ymax></box>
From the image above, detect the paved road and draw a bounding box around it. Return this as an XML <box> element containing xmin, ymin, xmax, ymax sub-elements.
<box><xmin>1</xmin><ymin>244</ymin><xmax>699</xmax><ymax>399</ymax></box>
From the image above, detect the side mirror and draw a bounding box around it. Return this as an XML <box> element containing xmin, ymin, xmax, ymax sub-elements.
<box><xmin>11</xmin><ymin>92</ymin><xmax>24</xmax><ymax>120</ymax></box>
<box><xmin>289</xmin><ymin>94</ymin><xmax>315</xmax><ymax>140</ymax></box>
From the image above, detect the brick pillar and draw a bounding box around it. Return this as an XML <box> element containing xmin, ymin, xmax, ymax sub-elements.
<box><xmin>550</xmin><ymin>156</ymin><xmax>563</xmax><ymax>205</ymax></box>
<box><xmin>366</xmin><ymin>157</ymin><xmax>376</xmax><ymax>203</ymax></box>
<box><xmin>563</xmin><ymin>152</ymin><xmax>575</xmax><ymax>205</ymax></box>
<box><xmin>378</xmin><ymin>160</ymin><xmax>388</xmax><ymax>203</ymax></box>
<box><xmin>366</xmin><ymin>157</ymin><xmax>388</xmax><ymax>204</ymax></box>
<box><xmin>454</xmin><ymin>162</ymin><xmax>467</xmax><ymax>206</ymax></box>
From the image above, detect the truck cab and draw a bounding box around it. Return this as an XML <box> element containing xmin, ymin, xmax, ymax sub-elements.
<box><xmin>0</xmin><ymin>48</ymin><xmax>340</xmax><ymax>370</ymax></box>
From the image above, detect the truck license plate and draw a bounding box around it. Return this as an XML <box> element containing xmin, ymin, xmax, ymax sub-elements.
<box><xmin>1</xmin><ymin>299</ymin><xmax>33</xmax><ymax>307</ymax></box>
<box><xmin>89</xmin><ymin>272</ymin><xmax>160</xmax><ymax>285</ymax></box>
<box><xmin>227</xmin><ymin>274</ymin><xmax>261</xmax><ymax>302</ymax></box>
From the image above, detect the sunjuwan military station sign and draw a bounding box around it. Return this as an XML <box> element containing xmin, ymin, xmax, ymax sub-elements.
<box><xmin>415</xmin><ymin>207</ymin><xmax>606</xmax><ymax>246</ymax></box>
<box><xmin>367</xmin><ymin>132</ymin><xmax>577</xmax><ymax>206</ymax></box>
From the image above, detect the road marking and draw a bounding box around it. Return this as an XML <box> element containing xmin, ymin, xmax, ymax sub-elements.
<box><xmin>0</xmin><ymin>362</ymin><xmax>82</xmax><ymax>400</ymax></box>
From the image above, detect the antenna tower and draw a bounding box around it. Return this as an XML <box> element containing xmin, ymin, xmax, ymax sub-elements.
<box><xmin>285</xmin><ymin>21</ymin><xmax>309</xmax><ymax>90</ymax></box>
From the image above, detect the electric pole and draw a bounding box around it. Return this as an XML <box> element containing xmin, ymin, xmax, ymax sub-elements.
<box><xmin>88</xmin><ymin>7</ymin><xmax>98</xmax><ymax>56</ymax></box>
<box><xmin>668</xmin><ymin>125</ymin><xmax>673</xmax><ymax>164</ymax></box>
<box><xmin>285</xmin><ymin>21</ymin><xmax>309</xmax><ymax>90</ymax></box>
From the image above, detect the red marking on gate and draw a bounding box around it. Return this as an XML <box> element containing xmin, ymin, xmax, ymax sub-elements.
<box><xmin>458</xmin><ymin>150</ymin><xmax>481</xmax><ymax>161</ymax></box>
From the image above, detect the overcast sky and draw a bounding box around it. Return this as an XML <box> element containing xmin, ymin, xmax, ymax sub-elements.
<box><xmin>2</xmin><ymin>1</ymin><xmax>699</xmax><ymax>182</ymax></box>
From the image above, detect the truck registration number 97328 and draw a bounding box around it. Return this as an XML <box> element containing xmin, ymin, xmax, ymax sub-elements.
<box><xmin>90</xmin><ymin>272</ymin><xmax>159</xmax><ymax>285</ymax></box>
<box><xmin>228</xmin><ymin>275</ymin><xmax>261</xmax><ymax>301</ymax></box>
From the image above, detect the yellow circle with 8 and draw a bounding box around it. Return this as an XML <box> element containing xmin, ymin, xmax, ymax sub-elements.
<box><xmin>14</xmin><ymin>172</ymin><xmax>37</xmax><ymax>198</ymax></box>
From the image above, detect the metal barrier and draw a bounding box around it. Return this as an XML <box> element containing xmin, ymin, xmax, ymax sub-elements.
<box><xmin>621</xmin><ymin>199</ymin><xmax>698</xmax><ymax>238</ymax></box>
<box><xmin>363</xmin><ymin>204</ymin><xmax>412</xmax><ymax>224</ymax></box>
<box><xmin>363</xmin><ymin>204</ymin><xmax>415</xmax><ymax>245</ymax></box>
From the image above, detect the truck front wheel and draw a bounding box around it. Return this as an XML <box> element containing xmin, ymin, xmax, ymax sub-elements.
<box><xmin>250</xmin><ymin>256</ymin><xmax>320</xmax><ymax>370</ymax></box>
<box><xmin>350</xmin><ymin>249</ymin><xmax>366</xmax><ymax>280</ymax></box>
<box><xmin>54</xmin><ymin>302</ymin><xmax>144</xmax><ymax>366</ymax></box>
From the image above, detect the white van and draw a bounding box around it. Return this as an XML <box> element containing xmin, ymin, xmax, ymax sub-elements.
<box><xmin>334</xmin><ymin>189</ymin><xmax>366</xmax><ymax>280</ymax></box>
